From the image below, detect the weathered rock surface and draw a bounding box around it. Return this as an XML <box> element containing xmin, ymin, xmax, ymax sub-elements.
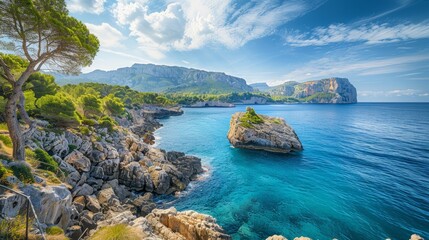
<box><xmin>267</xmin><ymin>77</ymin><xmax>357</xmax><ymax>103</ymax></box>
<box><xmin>227</xmin><ymin>111</ymin><xmax>303</xmax><ymax>153</ymax></box>
<box><xmin>266</xmin><ymin>235</ymin><xmax>288</xmax><ymax>240</ymax></box>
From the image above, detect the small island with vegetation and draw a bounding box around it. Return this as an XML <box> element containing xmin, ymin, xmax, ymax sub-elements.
<box><xmin>227</xmin><ymin>107</ymin><xmax>303</xmax><ymax>154</ymax></box>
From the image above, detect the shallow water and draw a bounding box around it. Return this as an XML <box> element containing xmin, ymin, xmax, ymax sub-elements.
<box><xmin>155</xmin><ymin>103</ymin><xmax>429</xmax><ymax>240</ymax></box>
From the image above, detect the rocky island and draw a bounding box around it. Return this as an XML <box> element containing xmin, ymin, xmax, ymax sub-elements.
<box><xmin>227</xmin><ymin>107</ymin><xmax>303</xmax><ymax>153</ymax></box>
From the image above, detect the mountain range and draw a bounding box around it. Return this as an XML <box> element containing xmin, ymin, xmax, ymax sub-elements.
<box><xmin>53</xmin><ymin>64</ymin><xmax>357</xmax><ymax>103</ymax></box>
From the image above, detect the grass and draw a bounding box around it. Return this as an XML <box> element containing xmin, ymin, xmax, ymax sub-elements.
<box><xmin>0</xmin><ymin>215</ymin><xmax>36</xmax><ymax>239</ymax></box>
<box><xmin>89</xmin><ymin>224</ymin><xmax>141</xmax><ymax>240</ymax></box>
<box><xmin>0</xmin><ymin>123</ymin><xmax>7</xmax><ymax>131</ymax></box>
<box><xmin>0</xmin><ymin>162</ymin><xmax>13</xmax><ymax>186</ymax></box>
<box><xmin>0</xmin><ymin>134</ymin><xmax>13</xmax><ymax>148</ymax></box>
<box><xmin>272</xmin><ymin>118</ymin><xmax>282</xmax><ymax>124</ymax></box>
<box><xmin>34</xmin><ymin>149</ymin><xmax>59</xmax><ymax>173</ymax></box>
<box><xmin>239</xmin><ymin>107</ymin><xmax>264</xmax><ymax>128</ymax></box>
<box><xmin>46</xmin><ymin>226</ymin><xmax>64</xmax><ymax>235</ymax></box>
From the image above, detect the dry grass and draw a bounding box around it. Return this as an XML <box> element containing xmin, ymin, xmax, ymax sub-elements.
<box><xmin>89</xmin><ymin>224</ymin><xmax>141</xmax><ymax>240</ymax></box>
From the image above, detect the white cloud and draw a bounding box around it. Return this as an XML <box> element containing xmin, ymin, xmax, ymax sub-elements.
<box><xmin>85</xmin><ymin>23</ymin><xmax>125</xmax><ymax>48</ymax></box>
<box><xmin>285</xmin><ymin>22</ymin><xmax>429</xmax><ymax>46</ymax></box>
<box><xmin>67</xmin><ymin>0</ymin><xmax>106</xmax><ymax>14</ymax></box>
<box><xmin>279</xmin><ymin>54</ymin><xmax>429</xmax><ymax>84</ymax></box>
<box><xmin>112</xmin><ymin>0</ymin><xmax>318</xmax><ymax>59</ymax></box>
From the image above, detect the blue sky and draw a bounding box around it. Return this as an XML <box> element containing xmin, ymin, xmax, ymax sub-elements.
<box><xmin>66</xmin><ymin>0</ymin><xmax>429</xmax><ymax>102</ymax></box>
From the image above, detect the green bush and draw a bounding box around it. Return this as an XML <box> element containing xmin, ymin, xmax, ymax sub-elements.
<box><xmin>98</xmin><ymin>116</ymin><xmax>115</xmax><ymax>132</ymax></box>
<box><xmin>68</xmin><ymin>144</ymin><xmax>77</xmax><ymax>152</ymax></box>
<box><xmin>0</xmin><ymin>134</ymin><xmax>12</xmax><ymax>147</ymax></box>
<box><xmin>79</xmin><ymin>94</ymin><xmax>102</xmax><ymax>118</ymax></box>
<box><xmin>82</xmin><ymin>119</ymin><xmax>97</xmax><ymax>126</ymax></box>
<box><xmin>34</xmin><ymin>149</ymin><xmax>59</xmax><ymax>173</ymax></box>
<box><xmin>89</xmin><ymin>224</ymin><xmax>140</xmax><ymax>240</ymax></box>
<box><xmin>79</xmin><ymin>126</ymin><xmax>90</xmax><ymax>135</ymax></box>
<box><xmin>0</xmin><ymin>163</ymin><xmax>12</xmax><ymax>186</ymax></box>
<box><xmin>10</xmin><ymin>162</ymin><xmax>34</xmax><ymax>184</ymax></box>
<box><xmin>36</xmin><ymin>93</ymin><xmax>80</xmax><ymax>128</ymax></box>
<box><xmin>103</xmin><ymin>94</ymin><xmax>125</xmax><ymax>116</ymax></box>
<box><xmin>240</xmin><ymin>107</ymin><xmax>264</xmax><ymax>128</ymax></box>
<box><xmin>46</xmin><ymin>225</ymin><xmax>64</xmax><ymax>235</ymax></box>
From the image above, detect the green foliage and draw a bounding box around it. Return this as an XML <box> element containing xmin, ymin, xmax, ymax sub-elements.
<box><xmin>79</xmin><ymin>94</ymin><xmax>102</xmax><ymax>118</ymax></box>
<box><xmin>46</xmin><ymin>226</ymin><xmax>65</xmax><ymax>235</ymax></box>
<box><xmin>82</xmin><ymin>119</ymin><xmax>97</xmax><ymax>126</ymax></box>
<box><xmin>0</xmin><ymin>162</ymin><xmax>12</xmax><ymax>185</ymax></box>
<box><xmin>36</xmin><ymin>93</ymin><xmax>80</xmax><ymax>128</ymax></box>
<box><xmin>0</xmin><ymin>123</ymin><xmax>8</xmax><ymax>130</ymax></box>
<box><xmin>10</xmin><ymin>162</ymin><xmax>34</xmax><ymax>184</ymax></box>
<box><xmin>0</xmin><ymin>134</ymin><xmax>12</xmax><ymax>147</ymax></box>
<box><xmin>23</xmin><ymin>90</ymin><xmax>37</xmax><ymax>113</ymax></box>
<box><xmin>89</xmin><ymin>224</ymin><xmax>140</xmax><ymax>240</ymax></box>
<box><xmin>239</xmin><ymin>107</ymin><xmax>264</xmax><ymax>128</ymax></box>
<box><xmin>272</xmin><ymin>118</ymin><xmax>282</xmax><ymax>124</ymax></box>
<box><xmin>26</xmin><ymin>72</ymin><xmax>59</xmax><ymax>99</ymax></box>
<box><xmin>301</xmin><ymin>92</ymin><xmax>337</xmax><ymax>102</ymax></box>
<box><xmin>68</xmin><ymin>145</ymin><xmax>77</xmax><ymax>152</ymax></box>
<box><xmin>79</xmin><ymin>126</ymin><xmax>90</xmax><ymax>135</ymax></box>
<box><xmin>98</xmin><ymin>116</ymin><xmax>115</xmax><ymax>132</ymax></box>
<box><xmin>34</xmin><ymin>149</ymin><xmax>59</xmax><ymax>173</ymax></box>
<box><xmin>103</xmin><ymin>94</ymin><xmax>125</xmax><ymax>116</ymax></box>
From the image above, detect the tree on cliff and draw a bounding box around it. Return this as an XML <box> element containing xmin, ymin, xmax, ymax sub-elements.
<box><xmin>0</xmin><ymin>0</ymin><xmax>99</xmax><ymax>161</ymax></box>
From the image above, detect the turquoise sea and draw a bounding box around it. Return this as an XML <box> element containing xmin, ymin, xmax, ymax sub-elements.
<box><xmin>155</xmin><ymin>103</ymin><xmax>429</xmax><ymax>240</ymax></box>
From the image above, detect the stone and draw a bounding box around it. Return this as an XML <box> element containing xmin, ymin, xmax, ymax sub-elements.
<box><xmin>73</xmin><ymin>196</ymin><xmax>86</xmax><ymax>213</ymax></box>
<box><xmin>73</xmin><ymin>183</ymin><xmax>94</xmax><ymax>197</ymax></box>
<box><xmin>149</xmin><ymin>167</ymin><xmax>170</xmax><ymax>194</ymax></box>
<box><xmin>64</xmin><ymin>150</ymin><xmax>91</xmax><ymax>172</ymax></box>
<box><xmin>97</xmin><ymin>187</ymin><xmax>117</xmax><ymax>206</ymax></box>
<box><xmin>66</xmin><ymin>225</ymin><xmax>82</xmax><ymax>240</ymax></box>
<box><xmin>97</xmin><ymin>158</ymin><xmax>120</xmax><ymax>180</ymax></box>
<box><xmin>410</xmin><ymin>234</ymin><xmax>424</xmax><ymax>240</ymax></box>
<box><xmin>146</xmin><ymin>207</ymin><xmax>231</xmax><ymax>240</ymax></box>
<box><xmin>294</xmin><ymin>237</ymin><xmax>312</xmax><ymax>240</ymax></box>
<box><xmin>118</xmin><ymin>162</ymin><xmax>146</xmax><ymax>191</ymax></box>
<box><xmin>0</xmin><ymin>193</ymin><xmax>27</xmax><ymax>218</ymax></box>
<box><xmin>86</xmin><ymin>195</ymin><xmax>101</xmax><ymax>213</ymax></box>
<box><xmin>227</xmin><ymin>109</ymin><xmax>303</xmax><ymax>153</ymax></box>
<box><xmin>22</xmin><ymin>185</ymin><xmax>74</xmax><ymax>230</ymax></box>
<box><xmin>267</xmin><ymin>235</ymin><xmax>288</xmax><ymax>240</ymax></box>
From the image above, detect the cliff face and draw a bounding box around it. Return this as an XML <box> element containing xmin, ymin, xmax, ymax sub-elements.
<box><xmin>269</xmin><ymin>78</ymin><xmax>357</xmax><ymax>103</ymax></box>
<box><xmin>54</xmin><ymin>64</ymin><xmax>253</xmax><ymax>94</ymax></box>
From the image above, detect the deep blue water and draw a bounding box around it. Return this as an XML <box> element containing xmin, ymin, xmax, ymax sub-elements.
<box><xmin>154</xmin><ymin>103</ymin><xmax>429</xmax><ymax>240</ymax></box>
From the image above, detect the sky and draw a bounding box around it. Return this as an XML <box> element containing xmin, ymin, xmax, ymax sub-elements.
<box><xmin>66</xmin><ymin>0</ymin><xmax>429</xmax><ymax>102</ymax></box>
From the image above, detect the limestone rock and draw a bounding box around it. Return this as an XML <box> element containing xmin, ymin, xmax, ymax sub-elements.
<box><xmin>267</xmin><ymin>235</ymin><xmax>288</xmax><ymax>240</ymax></box>
<box><xmin>22</xmin><ymin>185</ymin><xmax>74</xmax><ymax>230</ymax></box>
<box><xmin>227</xmin><ymin>110</ymin><xmax>303</xmax><ymax>153</ymax></box>
<box><xmin>294</xmin><ymin>237</ymin><xmax>312</xmax><ymax>240</ymax></box>
<box><xmin>86</xmin><ymin>195</ymin><xmax>101</xmax><ymax>213</ymax></box>
<box><xmin>410</xmin><ymin>234</ymin><xmax>424</xmax><ymax>240</ymax></box>
<box><xmin>118</xmin><ymin>162</ymin><xmax>146</xmax><ymax>191</ymax></box>
<box><xmin>64</xmin><ymin>150</ymin><xmax>91</xmax><ymax>172</ymax></box>
<box><xmin>97</xmin><ymin>187</ymin><xmax>117</xmax><ymax>206</ymax></box>
<box><xmin>0</xmin><ymin>192</ymin><xmax>27</xmax><ymax>218</ymax></box>
<box><xmin>149</xmin><ymin>167</ymin><xmax>170</xmax><ymax>194</ymax></box>
<box><xmin>147</xmin><ymin>207</ymin><xmax>231</xmax><ymax>240</ymax></box>
<box><xmin>73</xmin><ymin>183</ymin><xmax>94</xmax><ymax>197</ymax></box>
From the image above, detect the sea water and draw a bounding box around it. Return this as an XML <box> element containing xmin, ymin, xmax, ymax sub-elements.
<box><xmin>154</xmin><ymin>103</ymin><xmax>429</xmax><ymax>240</ymax></box>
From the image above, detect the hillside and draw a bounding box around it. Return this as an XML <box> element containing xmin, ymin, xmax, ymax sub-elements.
<box><xmin>53</xmin><ymin>63</ymin><xmax>253</xmax><ymax>94</ymax></box>
<box><xmin>265</xmin><ymin>78</ymin><xmax>357</xmax><ymax>103</ymax></box>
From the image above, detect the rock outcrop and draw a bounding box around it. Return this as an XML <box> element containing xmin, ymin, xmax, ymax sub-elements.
<box><xmin>227</xmin><ymin>108</ymin><xmax>303</xmax><ymax>153</ymax></box>
<box><xmin>267</xmin><ymin>78</ymin><xmax>357</xmax><ymax>103</ymax></box>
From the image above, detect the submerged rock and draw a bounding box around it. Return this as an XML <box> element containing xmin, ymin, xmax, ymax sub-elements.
<box><xmin>227</xmin><ymin>107</ymin><xmax>303</xmax><ymax>153</ymax></box>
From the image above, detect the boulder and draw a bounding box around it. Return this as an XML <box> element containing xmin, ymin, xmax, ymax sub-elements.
<box><xmin>146</xmin><ymin>207</ymin><xmax>231</xmax><ymax>240</ymax></box>
<box><xmin>118</xmin><ymin>162</ymin><xmax>146</xmax><ymax>191</ymax></box>
<box><xmin>64</xmin><ymin>150</ymin><xmax>91</xmax><ymax>172</ymax></box>
<box><xmin>149</xmin><ymin>166</ymin><xmax>170</xmax><ymax>194</ymax></box>
<box><xmin>73</xmin><ymin>183</ymin><xmax>94</xmax><ymax>197</ymax></box>
<box><xmin>410</xmin><ymin>234</ymin><xmax>424</xmax><ymax>240</ymax></box>
<box><xmin>0</xmin><ymin>192</ymin><xmax>27</xmax><ymax>218</ymax></box>
<box><xmin>267</xmin><ymin>236</ymin><xmax>288</xmax><ymax>240</ymax></box>
<box><xmin>86</xmin><ymin>195</ymin><xmax>101</xmax><ymax>213</ymax></box>
<box><xmin>227</xmin><ymin>109</ymin><xmax>303</xmax><ymax>153</ymax></box>
<box><xmin>22</xmin><ymin>185</ymin><xmax>74</xmax><ymax>230</ymax></box>
<box><xmin>97</xmin><ymin>187</ymin><xmax>117</xmax><ymax>206</ymax></box>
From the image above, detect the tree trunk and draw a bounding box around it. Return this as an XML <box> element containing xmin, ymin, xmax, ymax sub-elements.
<box><xmin>18</xmin><ymin>92</ymin><xmax>34</xmax><ymax>127</ymax></box>
<box><xmin>5</xmin><ymin>88</ymin><xmax>25</xmax><ymax>161</ymax></box>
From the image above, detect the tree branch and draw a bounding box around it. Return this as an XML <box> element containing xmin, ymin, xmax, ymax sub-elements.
<box><xmin>0</xmin><ymin>57</ymin><xmax>15</xmax><ymax>84</ymax></box>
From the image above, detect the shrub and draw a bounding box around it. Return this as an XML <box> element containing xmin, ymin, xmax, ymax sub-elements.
<box><xmin>82</xmin><ymin>119</ymin><xmax>97</xmax><ymax>126</ymax></box>
<box><xmin>98</xmin><ymin>116</ymin><xmax>115</xmax><ymax>132</ymax></box>
<box><xmin>0</xmin><ymin>216</ymin><xmax>30</xmax><ymax>239</ymax></box>
<box><xmin>10</xmin><ymin>162</ymin><xmax>34</xmax><ymax>184</ymax></box>
<box><xmin>36</xmin><ymin>93</ymin><xmax>80</xmax><ymax>128</ymax></box>
<box><xmin>79</xmin><ymin>94</ymin><xmax>102</xmax><ymax>118</ymax></box>
<box><xmin>0</xmin><ymin>134</ymin><xmax>12</xmax><ymax>147</ymax></box>
<box><xmin>239</xmin><ymin>107</ymin><xmax>264</xmax><ymax>128</ymax></box>
<box><xmin>79</xmin><ymin>126</ymin><xmax>90</xmax><ymax>135</ymax></box>
<box><xmin>103</xmin><ymin>94</ymin><xmax>125</xmax><ymax>116</ymax></box>
<box><xmin>0</xmin><ymin>163</ymin><xmax>12</xmax><ymax>186</ymax></box>
<box><xmin>89</xmin><ymin>224</ymin><xmax>140</xmax><ymax>240</ymax></box>
<box><xmin>34</xmin><ymin>149</ymin><xmax>59</xmax><ymax>173</ymax></box>
<box><xmin>46</xmin><ymin>226</ymin><xmax>64</xmax><ymax>235</ymax></box>
<box><xmin>68</xmin><ymin>144</ymin><xmax>77</xmax><ymax>152</ymax></box>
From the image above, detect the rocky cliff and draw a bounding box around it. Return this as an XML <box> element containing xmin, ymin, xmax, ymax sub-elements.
<box><xmin>267</xmin><ymin>78</ymin><xmax>357</xmax><ymax>103</ymax></box>
<box><xmin>227</xmin><ymin>108</ymin><xmax>303</xmax><ymax>153</ymax></box>
<box><xmin>54</xmin><ymin>64</ymin><xmax>253</xmax><ymax>94</ymax></box>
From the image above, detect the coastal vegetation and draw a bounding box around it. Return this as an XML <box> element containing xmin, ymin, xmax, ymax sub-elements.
<box><xmin>239</xmin><ymin>107</ymin><xmax>264</xmax><ymax>128</ymax></box>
